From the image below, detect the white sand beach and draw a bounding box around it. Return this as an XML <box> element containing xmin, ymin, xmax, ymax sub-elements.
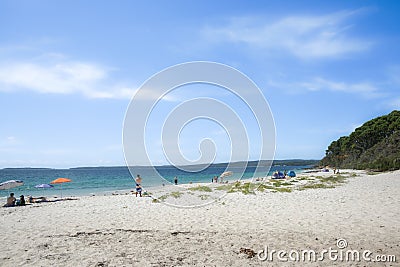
<box><xmin>1</xmin><ymin>170</ymin><xmax>399</xmax><ymax>266</ymax></box>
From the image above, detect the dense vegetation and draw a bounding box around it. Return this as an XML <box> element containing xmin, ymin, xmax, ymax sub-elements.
<box><xmin>320</xmin><ymin>110</ymin><xmax>400</xmax><ymax>171</ymax></box>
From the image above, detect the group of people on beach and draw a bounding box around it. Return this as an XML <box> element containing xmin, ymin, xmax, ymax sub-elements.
<box><xmin>134</xmin><ymin>174</ymin><xmax>181</xmax><ymax>196</ymax></box>
<box><xmin>3</xmin><ymin>193</ymin><xmax>25</xmax><ymax>207</ymax></box>
<box><xmin>133</xmin><ymin>175</ymin><xmax>181</xmax><ymax>197</ymax></box>
<box><xmin>211</xmin><ymin>176</ymin><xmax>227</xmax><ymax>183</ymax></box>
<box><xmin>212</xmin><ymin>176</ymin><xmax>219</xmax><ymax>183</ymax></box>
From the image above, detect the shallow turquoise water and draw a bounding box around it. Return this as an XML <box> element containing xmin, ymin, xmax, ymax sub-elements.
<box><xmin>0</xmin><ymin>164</ymin><xmax>310</xmax><ymax>198</ymax></box>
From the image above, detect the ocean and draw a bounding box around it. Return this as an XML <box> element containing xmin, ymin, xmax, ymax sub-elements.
<box><xmin>0</xmin><ymin>163</ymin><xmax>313</xmax><ymax>199</ymax></box>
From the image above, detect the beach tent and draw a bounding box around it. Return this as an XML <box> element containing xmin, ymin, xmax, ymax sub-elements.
<box><xmin>287</xmin><ymin>170</ymin><xmax>296</xmax><ymax>178</ymax></box>
<box><xmin>272</xmin><ymin>171</ymin><xmax>285</xmax><ymax>179</ymax></box>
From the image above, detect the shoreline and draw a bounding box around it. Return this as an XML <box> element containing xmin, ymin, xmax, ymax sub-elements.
<box><xmin>0</xmin><ymin>164</ymin><xmax>314</xmax><ymax>199</ymax></box>
<box><xmin>0</xmin><ymin>168</ymin><xmax>368</xmax><ymax>205</ymax></box>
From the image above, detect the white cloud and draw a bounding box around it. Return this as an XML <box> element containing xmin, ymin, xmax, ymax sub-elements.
<box><xmin>0</xmin><ymin>136</ymin><xmax>21</xmax><ymax>154</ymax></box>
<box><xmin>269</xmin><ymin>77</ymin><xmax>381</xmax><ymax>98</ymax></box>
<box><xmin>203</xmin><ymin>9</ymin><xmax>372</xmax><ymax>59</ymax></box>
<box><xmin>0</xmin><ymin>56</ymin><xmax>184</xmax><ymax>102</ymax></box>
<box><xmin>0</xmin><ymin>58</ymin><xmax>137</xmax><ymax>99</ymax></box>
<box><xmin>131</xmin><ymin>88</ymin><xmax>179</xmax><ymax>102</ymax></box>
<box><xmin>6</xmin><ymin>136</ymin><xmax>17</xmax><ymax>143</ymax></box>
<box><xmin>0</xmin><ymin>136</ymin><xmax>19</xmax><ymax>147</ymax></box>
<box><xmin>298</xmin><ymin>77</ymin><xmax>380</xmax><ymax>97</ymax></box>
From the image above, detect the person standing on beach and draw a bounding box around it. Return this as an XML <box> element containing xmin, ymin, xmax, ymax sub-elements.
<box><xmin>174</xmin><ymin>176</ymin><xmax>178</xmax><ymax>185</ymax></box>
<box><xmin>135</xmin><ymin>175</ymin><xmax>143</xmax><ymax>197</ymax></box>
<box><xmin>214</xmin><ymin>176</ymin><xmax>218</xmax><ymax>183</ymax></box>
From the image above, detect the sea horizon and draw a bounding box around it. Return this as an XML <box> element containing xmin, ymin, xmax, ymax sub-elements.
<box><xmin>0</xmin><ymin>158</ymin><xmax>320</xmax><ymax>170</ymax></box>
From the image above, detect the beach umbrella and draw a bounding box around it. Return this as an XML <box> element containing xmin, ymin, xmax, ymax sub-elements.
<box><xmin>0</xmin><ymin>180</ymin><xmax>24</xmax><ymax>196</ymax></box>
<box><xmin>220</xmin><ymin>171</ymin><xmax>233</xmax><ymax>178</ymax></box>
<box><xmin>219</xmin><ymin>171</ymin><xmax>233</xmax><ymax>183</ymax></box>
<box><xmin>50</xmin><ymin>178</ymin><xmax>71</xmax><ymax>184</ymax></box>
<box><xmin>50</xmin><ymin>178</ymin><xmax>71</xmax><ymax>198</ymax></box>
<box><xmin>34</xmin><ymin>184</ymin><xmax>54</xmax><ymax>189</ymax></box>
<box><xmin>0</xmin><ymin>180</ymin><xmax>24</xmax><ymax>190</ymax></box>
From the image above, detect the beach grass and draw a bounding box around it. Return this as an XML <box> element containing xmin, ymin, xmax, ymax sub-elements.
<box><xmin>317</xmin><ymin>175</ymin><xmax>347</xmax><ymax>184</ymax></box>
<box><xmin>157</xmin><ymin>194</ymin><xmax>169</xmax><ymax>202</ymax></box>
<box><xmin>298</xmin><ymin>176</ymin><xmax>315</xmax><ymax>181</ymax></box>
<box><xmin>223</xmin><ymin>182</ymin><xmax>257</xmax><ymax>195</ymax></box>
<box><xmin>215</xmin><ymin>184</ymin><xmax>232</xmax><ymax>191</ymax></box>
<box><xmin>298</xmin><ymin>183</ymin><xmax>335</xmax><ymax>190</ymax></box>
<box><xmin>269</xmin><ymin>180</ymin><xmax>282</xmax><ymax>187</ymax></box>
<box><xmin>152</xmin><ymin>191</ymin><xmax>183</xmax><ymax>203</ymax></box>
<box><xmin>215</xmin><ymin>180</ymin><xmax>298</xmax><ymax>194</ymax></box>
<box><xmin>256</xmin><ymin>184</ymin><xmax>276</xmax><ymax>192</ymax></box>
<box><xmin>161</xmin><ymin>172</ymin><xmax>360</xmax><ymax>198</ymax></box>
<box><xmin>273</xmin><ymin>187</ymin><xmax>293</xmax><ymax>193</ymax></box>
<box><xmin>170</xmin><ymin>191</ymin><xmax>183</xmax><ymax>198</ymax></box>
<box><xmin>295</xmin><ymin>174</ymin><xmax>351</xmax><ymax>191</ymax></box>
<box><xmin>240</xmin><ymin>182</ymin><xmax>257</xmax><ymax>195</ymax></box>
<box><xmin>188</xmin><ymin>185</ymin><xmax>212</xmax><ymax>192</ymax></box>
<box><xmin>212</xmin><ymin>172</ymin><xmax>360</xmax><ymax>195</ymax></box>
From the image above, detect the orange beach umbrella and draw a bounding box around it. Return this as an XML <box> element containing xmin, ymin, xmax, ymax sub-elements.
<box><xmin>50</xmin><ymin>178</ymin><xmax>71</xmax><ymax>198</ymax></box>
<box><xmin>50</xmin><ymin>178</ymin><xmax>71</xmax><ymax>184</ymax></box>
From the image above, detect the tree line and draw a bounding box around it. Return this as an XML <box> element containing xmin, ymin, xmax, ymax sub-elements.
<box><xmin>320</xmin><ymin>110</ymin><xmax>400</xmax><ymax>171</ymax></box>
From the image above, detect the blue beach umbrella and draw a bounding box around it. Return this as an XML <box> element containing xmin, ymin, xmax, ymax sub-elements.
<box><xmin>34</xmin><ymin>184</ymin><xmax>54</xmax><ymax>189</ymax></box>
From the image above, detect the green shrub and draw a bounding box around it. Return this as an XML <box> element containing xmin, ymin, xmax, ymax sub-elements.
<box><xmin>188</xmin><ymin>186</ymin><xmax>212</xmax><ymax>192</ymax></box>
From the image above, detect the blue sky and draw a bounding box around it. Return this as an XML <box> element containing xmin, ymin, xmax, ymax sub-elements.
<box><xmin>0</xmin><ymin>1</ymin><xmax>399</xmax><ymax>168</ymax></box>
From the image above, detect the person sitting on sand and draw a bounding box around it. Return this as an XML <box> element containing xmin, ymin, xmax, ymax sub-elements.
<box><xmin>135</xmin><ymin>174</ymin><xmax>143</xmax><ymax>197</ymax></box>
<box><xmin>3</xmin><ymin>193</ymin><xmax>16</xmax><ymax>207</ymax></box>
<box><xmin>17</xmin><ymin>195</ymin><xmax>25</xmax><ymax>206</ymax></box>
